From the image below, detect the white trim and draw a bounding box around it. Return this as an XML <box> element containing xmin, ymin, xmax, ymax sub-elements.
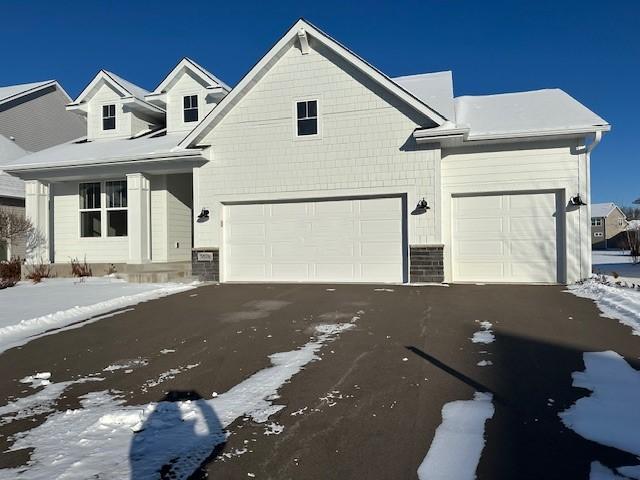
<box><xmin>179</xmin><ymin>18</ymin><xmax>446</xmax><ymax>148</ymax></box>
<box><xmin>78</xmin><ymin>179</ymin><xmax>129</xmax><ymax>239</ymax></box>
<box><xmin>0</xmin><ymin>80</ymin><xmax>72</xmax><ymax>106</ymax></box>
<box><xmin>149</xmin><ymin>57</ymin><xmax>231</xmax><ymax>96</ymax></box>
<box><xmin>293</xmin><ymin>97</ymin><xmax>321</xmax><ymax>140</ymax></box>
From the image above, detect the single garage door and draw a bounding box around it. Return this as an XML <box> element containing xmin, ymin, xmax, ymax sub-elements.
<box><xmin>452</xmin><ymin>191</ymin><xmax>559</xmax><ymax>283</ymax></box>
<box><xmin>224</xmin><ymin>197</ymin><xmax>404</xmax><ymax>283</ymax></box>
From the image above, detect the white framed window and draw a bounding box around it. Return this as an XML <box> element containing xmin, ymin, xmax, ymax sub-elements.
<box><xmin>79</xmin><ymin>180</ymin><xmax>128</xmax><ymax>238</ymax></box>
<box><xmin>618</xmin><ymin>218</ymin><xmax>625</xmax><ymax>226</ymax></box>
<box><xmin>183</xmin><ymin>95</ymin><xmax>198</xmax><ymax>123</ymax></box>
<box><xmin>295</xmin><ymin>99</ymin><xmax>318</xmax><ymax>136</ymax></box>
<box><xmin>102</xmin><ymin>104</ymin><xmax>116</xmax><ymax>130</ymax></box>
<box><xmin>80</xmin><ymin>182</ymin><xmax>102</xmax><ymax>237</ymax></box>
<box><xmin>594</xmin><ymin>232</ymin><xmax>603</xmax><ymax>237</ymax></box>
<box><xmin>591</xmin><ymin>218</ymin><xmax>602</xmax><ymax>227</ymax></box>
<box><xmin>106</xmin><ymin>180</ymin><xmax>128</xmax><ymax>237</ymax></box>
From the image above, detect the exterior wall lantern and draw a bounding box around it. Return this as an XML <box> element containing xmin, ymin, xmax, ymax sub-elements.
<box><xmin>411</xmin><ymin>198</ymin><xmax>430</xmax><ymax>215</ymax></box>
<box><xmin>197</xmin><ymin>208</ymin><xmax>210</xmax><ymax>222</ymax></box>
<box><xmin>569</xmin><ymin>195</ymin><xmax>587</xmax><ymax>207</ymax></box>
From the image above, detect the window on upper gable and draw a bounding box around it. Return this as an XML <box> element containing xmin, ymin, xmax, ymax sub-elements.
<box><xmin>591</xmin><ymin>218</ymin><xmax>602</xmax><ymax>227</ymax></box>
<box><xmin>296</xmin><ymin>100</ymin><xmax>318</xmax><ymax>136</ymax></box>
<box><xmin>102</xmin><ymin>104</ymin><xmax>116</xmax><ymax>130</ymax></box>
<box><xmin>184</xmin><ymin>95</ymin><xmax>199</xmax><ymax>123</ymax></box>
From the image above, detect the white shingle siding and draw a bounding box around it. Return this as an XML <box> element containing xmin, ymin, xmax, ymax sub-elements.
<box><xmin>195</xmin><ymin>43</ymin><xmax>440</xmax><ymax>250</ymax></box>
<box><xmin>51</xmin><ymin>182</ymin><xmax>128</xmax><ymax>263</ymax></box>
<box><xmin>166</xmin><ymin>174</ymin><xmax>192</xmax><ymax>262</ymax></box>
<box><xmin>441</xmin><ymin>139</ymin><xmax>590</xmax><ymax>283</ymax></box>
<box><xmin>165</xmin><ymin>71</ymin><xmax>218</xmax><ymax>133</ymax></box>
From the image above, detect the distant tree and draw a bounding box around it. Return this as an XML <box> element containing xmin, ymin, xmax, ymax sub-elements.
<box><xmin>621</xmin><ymin>205</ymin><xmax>640</xmax><ymax>220</ymax></box>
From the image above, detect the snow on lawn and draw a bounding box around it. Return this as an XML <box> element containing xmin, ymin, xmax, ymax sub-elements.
<box><xmin>592</xmin><ymin>250</ymin><xmax>640</xmax><ymax>281</ymax></box>
<box><xmin>0</xmin><ymin>323</ymin><xmax>355</xmax><ymax>479</ymax></box>
<box><xmin>0</xmin><ymin>277</ymin><xmax>195</xmax><ymax>354</ymax></box>
<box><xmin>560</xmin><ymin>351</ymin><xmax>640</xmax><ymax>456</ymax></box>
<box><xmin>568</xmin><ymin>279</ymin><xmax>640</xmax><ymax>336</ymax></box>
<box><xmin>417</xmin><ymin>392</ymin><xmax>494</xmax><ymax>480</ymax></box>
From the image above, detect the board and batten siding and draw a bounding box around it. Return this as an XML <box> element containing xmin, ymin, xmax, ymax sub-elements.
<box><xmin>194</xmin><ymin>41</ymin><xmax>441</xmax><ymax>252</ymax></box>
<box><xmin>51</xmin><ymin>182</ymin><xmax>128</xmax><ymax>263</ymax></box>
<box><xmin>0</xmin><ymin>86</ymin><xmax>85</xmax><ymax>152</ymax></box>
<box><xmin>441</xmin><ymin>139</ymin><xmax>591</xmax><ymax>284</ymax></box>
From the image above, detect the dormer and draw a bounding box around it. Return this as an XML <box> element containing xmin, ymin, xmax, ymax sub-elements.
<box><xmin>145</xmin><ymin>58</ymin><xmax>230</xmax><ymax>134</ymax></box>
<box><xmin>66</xmin><ymin>70</ymin><xmax>165</xmax><ymax>141</ymax></box>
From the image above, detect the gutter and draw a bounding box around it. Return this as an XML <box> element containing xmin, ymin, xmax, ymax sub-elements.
<box><xmin>3</xmin><ymin>149</ymin><xmax>204</xmax><ymax>173</ymax></box>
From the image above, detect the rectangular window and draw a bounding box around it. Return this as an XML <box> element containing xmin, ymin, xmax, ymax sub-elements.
<box><xmin>183</xmin><ymin>95</ymin><xmax>198</xmax><ymax>123</ymax></box>
<box><xmin>80</xmin><ymin>182</ymin><xmax>102</xmax><ymax>237</ymax></box>
<box><xmin>296</xmin><ymin>100</ymin><xmax>318</xmax><ymax>136</ymax></box>
<box><xmin>79</xmin><ymin>180</ymin><xmax>128</xmax><ymax>238</ymax></box>
<box><xmin>102</xmin><ymin>104</ymin><xmax>116</xmax><ymax>130</ymax></box>
<box><xmin>618</xmin><ymin>218</ymin><xmax>625</xmax><ymax>226</ymax></box>
<box><xmin>591</xmin><ymin>218</ymin><xmax>602</xmax><ymax>227</ymax></box>
<box><xmin>106</xmin><ymin>180</ymin><xmax>128</xmax><ymax>237</ymax></box>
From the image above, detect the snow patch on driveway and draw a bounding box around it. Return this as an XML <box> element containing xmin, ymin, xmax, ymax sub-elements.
<box><xmin>0</xmin><ymin>278</ymin><xmax>196</xmax><ymax>354</ymax></box>
<box><xmin>470</xmin><ymin>321</ymin><xmax>495</xmax><ymax>344</ymax></box>
<box><xmin>568</xmin><ymin>279</ymin><xmax>640</xmax><ymax>336</ymax></box>
<box><xmin>0</xmin><ymin>323</ymin><xmax>355</xmax><ymax>480</ymax></box>
<box><xmin>417</xmin><ymin>392</ymin><xmax>494</xmax><ymax>480</ymax></box>
<box><xmin>560</xmin><ymin>351</ymin><xmax>640</xmax><ymax>457</ymax></box>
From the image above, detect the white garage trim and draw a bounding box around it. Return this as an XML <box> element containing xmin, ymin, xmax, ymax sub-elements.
<box><xmin>451</xmin><ymin>190</ymin><xmax>566</xmax><ymax>284</ymax></box>
<box><xmin>221</xmin><ymin>195</ymin><xmax>408</xmax><ymax>283</ymax></box>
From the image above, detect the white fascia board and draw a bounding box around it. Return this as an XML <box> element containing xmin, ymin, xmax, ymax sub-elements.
<box><xmin>0</xmin><ymin>80</ymin><xmax>64</xmax><ymax>106</ymax></box>
<box><xmin>413</xmin><ymin>127</ymin><xmax>469</xmax><ymax>142</ymax></box>
<box><xmin>4</xmin><ymin>149</ymin><xmax>204</xmax><ymax>173</ymax></box>
<box><xmin>73</xmin><ymin>70</ymin><xmax>127</xmax><ymax>104</ymax></box>
<box><xmin>65</xmin><ymin>102</ymin><xmax>88</xmax><ymax>115</ymax></box>
<box><xmin>151</xmin><ymin>57</ymin><xmax>230</xmax><ymax>95</ymax></box>
<box><xmin>179</xmin><ymin>18</ymin><xmax>447</xmax><ymax>148</ymax></box>
<box><xmin>121</xmin><ymin>96</ymin><xmax>166</xmax><ymax>115</ymax></box>
<box><xmin>466</xmin><ymin>125</ymin><xmax>610</xmax><ymax>141</ymax></box>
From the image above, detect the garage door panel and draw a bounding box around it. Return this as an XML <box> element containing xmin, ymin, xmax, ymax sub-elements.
<box><xmin>453</xmin><ymin>192</ymin><xmax>558</xmax><ymax>283</ymax></box>
<box><xmin>224</xmin><ymin>197</ymin><xmax>403</xmax><ymax>283</ymax></box>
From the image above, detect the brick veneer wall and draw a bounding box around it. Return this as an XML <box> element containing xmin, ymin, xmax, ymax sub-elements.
<box><xmin>191</xmin><ymin>248</ymin><xmax>219</xmax><ymax>282</ymax></box>
<box><xmin>409</xmin><ymin>245</ymin><xmax>444</xmax><ymax>283</ymax></box>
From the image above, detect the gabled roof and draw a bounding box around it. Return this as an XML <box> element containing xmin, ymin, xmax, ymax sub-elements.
<box><xmin>150</xmin><ymin>57</ymin><xmax>231</xmax><ymax>95</ymax></box>
<box><xmin>454</xmin><ymin>89</ymin><xmax>610</xmax><ymax>140</ymax></box>
<box><xmin>67</xmin><ymin>70</ymin><xmax>164</xmax><ymax>114</ymax></box>
<box><xmin>180</xmin><ymin>18</ymin><xmax>448</xmax><ymax>147</ymax></box>
<box><xmin>591</xmin><ymin>202</ymin><xmax>624</xmax><ymax>219</ymax></box>
<box><xmin>392</xmin><ymin>71</ymin><xmax>455</xmax><ymax>121</ymax></box>
<box><xmin>0</xmin><ymin>80</ymin><xmax>71</xmax><ymax>107</ymax></box>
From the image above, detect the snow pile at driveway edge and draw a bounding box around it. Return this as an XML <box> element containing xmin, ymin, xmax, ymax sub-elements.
<box><xmin>568</xmin><ymin>278</ymin><xmax>640</xmax><ymax>336</ymax></box>
<box><xmin>0</xmin><ymin>281</ymin><xmax>196</xmax><ymax>354</ymax></box>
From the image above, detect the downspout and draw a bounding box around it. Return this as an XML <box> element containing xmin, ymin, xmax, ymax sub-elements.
<box><xmin>582</xmin><ymin>130</ymin><xmax>603</xmax><ymax>279</ymax></box>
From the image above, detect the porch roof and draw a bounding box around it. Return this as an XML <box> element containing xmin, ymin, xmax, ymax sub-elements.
<box><xmin>2</xmin><ymin>131</ymin><xmax>201</xmax><ymax>173</ymax></box>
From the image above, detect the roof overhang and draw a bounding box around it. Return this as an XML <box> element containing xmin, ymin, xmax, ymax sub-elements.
<box><xmin>180</xmin><ymin>19</ymin><xmax>448</xmax><ymax>148</ymax></box>
<box><xmin>0</xmin><ymin>80</ymin><xmax>71</xmax><ymax>108</ymax></box>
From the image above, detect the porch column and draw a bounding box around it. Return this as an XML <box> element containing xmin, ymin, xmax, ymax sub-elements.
<box><xmin>126</xmin><ymin>173</ymin><xmax>151</xmax><ymax>264</ymax></box>
<box><xmin>24</xmin><ymin>180</ymin><xmax>50</xmax><ymax>263</ymax></box>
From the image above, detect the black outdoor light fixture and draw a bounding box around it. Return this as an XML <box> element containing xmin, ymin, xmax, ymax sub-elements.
<box><xmin>197</xmin><ymin>208</ymin><xmax>210</xmax><ymax>220</ymax></box>
<box><xmin>569</xmin><ymin>195</ymin><xmax>587</xmax><ymax>207</ymax></box>
<box><xmin>411</xmin><ymin>198</ymin><xmax>430</xmax><ymax>215</ymax></box>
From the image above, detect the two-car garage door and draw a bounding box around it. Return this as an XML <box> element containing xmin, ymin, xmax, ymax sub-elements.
<box><xmin>452</xmin><ymin>191</ymin><xmax>560</xmax><ymax>283</ymax></box>
<box><xmin>223</xmin><ymin>197</ymin><xmax>404</xmax><ymax>283</ymax></box>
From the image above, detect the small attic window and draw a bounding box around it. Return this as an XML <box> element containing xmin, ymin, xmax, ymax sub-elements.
<box><xmin>184</xmin><ymin>95</ymin><xmax>199</xmax><ymax>123</ymax></box>
<box><xmin>296</xmin><ymin>100</ymin><xmax>318</xmax><ymax>136</ymax></box>
<box><xmin>102</xmin><ymin>104</ymin><xmax>116</xmax><ymax>130</ymax></box>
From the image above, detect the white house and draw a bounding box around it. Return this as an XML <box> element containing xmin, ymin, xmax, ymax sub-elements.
<box><xmin>3</xmin><ymin>19</ymin><xmax>609</xmax><ymax>284</ymax></box>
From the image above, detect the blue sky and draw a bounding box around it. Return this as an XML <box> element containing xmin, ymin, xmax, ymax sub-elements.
<box><xmin>2</xmin><ymin>0</ymin><xmax>637</xmax><ymax>204</ymax></box>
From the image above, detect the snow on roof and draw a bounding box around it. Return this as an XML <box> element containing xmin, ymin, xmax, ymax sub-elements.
<box><xmin>2</xmin><ymin>132</ymin><xmax>195</xmax><ymax>171</ymax></box>
<box><xmin>103</xmin><ymin>71</ymin><xmax>150</xmax><ymax>103</ymax></box>
<box><xmin>0</xmin><ymin>80</ymin><xmax>59</xmax><ymax>106</ymax></box>
<box><xmin>454</xmin><ymin>89</ymin><xmax>609</xmax><ymax>139</ymax></box>
<box><xmin>392</xmin><ymin>71</ymin><xmax>455</xmax><ymax>121</ymax></box>
<box><xmin>591</xmin><ymin>202</ymin><xmax>619</xmax><ymax>218</ymax></box>
<box><xmin>0</xmin><ymin>135</ymin><xmax>28</xmax><ymax>198</ymax></box>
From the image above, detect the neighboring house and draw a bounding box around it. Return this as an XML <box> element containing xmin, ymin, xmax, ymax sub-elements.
<box><xmin>3</xmin><ymin>19</ymin><xmax>609</xmax><ymax>284</ymax></box>
<box><xmin>591</xmin><ymin>202</ymin><xmax>628</xmax><ymax>249</ymax></box>
<box><xmin>0</xmin><ymin>80</ymin><xmax>86</xmax><ymax>261</ymax></box>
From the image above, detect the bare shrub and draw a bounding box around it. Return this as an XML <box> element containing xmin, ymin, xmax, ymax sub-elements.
<box><xmin>625</xmin><ymin>222</ymin><xmax>640</xmax><ymax>264</ymax></box>
<box><xmin>0</xmin><ymin>257</ymin><xmax>21</xmax><ymax>286</ymax></box>
<box><xmin>70</xmin><ymin>257</ymin><xmax>92</xmax><ymax>278</ymax></box>
<box><xmin>106</xmin><ymin>264</ymin><xmax>117</xmax><ymax>275</ymax></box>
<box><xmin>26</xmin><ymin>261</ymin><xmax>53</xmax><ymax>283</ymax></box>
<box><xmin>0</xmin><ymin>209</ymin><xmax>32</xmax><ymax>248</ymax></box>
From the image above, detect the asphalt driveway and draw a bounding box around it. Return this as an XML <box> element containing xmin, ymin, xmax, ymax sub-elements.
<box><xmin>0</xmin><ymin>283</ymin><xmax>638</xmax><ymax>479</ymax></box>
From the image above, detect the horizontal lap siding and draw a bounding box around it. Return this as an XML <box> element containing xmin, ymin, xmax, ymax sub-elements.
<box><xmin>441</xmin><ymin>140</ymin><xmax>590</xmax><ymax>283</ymax></box>
<box><xmin>195</xmin><ymin>42</ymin><xmax>439</xmax><ymax>250</ymax></box>
<box><xmin>52</xmin><ymin>182</ymin><xmax>127</xmax><ymax>263</ymax></box>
